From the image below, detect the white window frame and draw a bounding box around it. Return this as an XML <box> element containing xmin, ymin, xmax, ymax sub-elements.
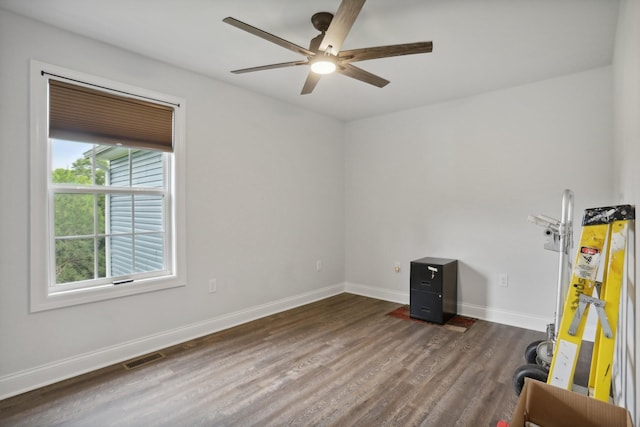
<box><xmin>30</xmin><ymin>60</ymin><xmax>187</xmax><ymax>312</ymax></box>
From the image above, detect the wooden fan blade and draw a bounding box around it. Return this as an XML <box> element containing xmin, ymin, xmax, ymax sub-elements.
<box><xmin>231</xmin><ymin>60</ymin><xmax>308</xmax><ymax>74</ymax></box>
<box><xmin>223</xmin><ymin>17</ymin><xmax>314</xmax><ymax>57</ymax></box>
<box><xmin>337</xmin><ymin>63</ymin><xmax>389</xmax><ymax>88</ymax></box>
<box><xmin>301</xmin><ymin>72</ymin><xmax>321</xmax><ymax>95</ymax></box>
<box><xmin>319</xmin><ymin>0</ymin><xmax>366</xmax><ymax>55</ymax></box>
<box><xmin>339</xmin><ymin>41</ymin><xmax>433</xmax><ymax>63</ymax></box>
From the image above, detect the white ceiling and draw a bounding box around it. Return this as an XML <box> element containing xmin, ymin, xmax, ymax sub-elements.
<box><xmin>0</xmin><ymin>0</ymin><xmax>619</xmax><ymax>121</ymax></box>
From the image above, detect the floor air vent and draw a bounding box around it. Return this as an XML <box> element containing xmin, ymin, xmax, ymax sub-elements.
<box><xmin>122</xmin><ymin>352</ymin><xmax>165</xmax><ymax>370</ymax></box>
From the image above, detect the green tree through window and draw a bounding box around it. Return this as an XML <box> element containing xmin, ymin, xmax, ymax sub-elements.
<box><xmin>52</xmin><ymin>155</ymin><xmax>107</xmax><ymax>284</ymax></box>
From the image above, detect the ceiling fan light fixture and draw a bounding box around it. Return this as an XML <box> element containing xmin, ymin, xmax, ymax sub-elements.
<box><xmin>310</xmin><ymin>59</ymin><xmax>337</xmax><ymax>74</ymax></box>
<box><xmin>310</xmin><ymin>49</ymin><xmax>337</xmax><ymax>74</ymax></box>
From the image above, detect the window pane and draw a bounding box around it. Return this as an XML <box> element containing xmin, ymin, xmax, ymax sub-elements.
<box><xmin>54</xmin><ymin>193</ymin><xmax>95</xmax><ymax>236</ymax></box>
<box><xmin>55</xmin><ymin>238</ymin><xmax>95</xmax><ymax>284</ymax></box>
<box><xmin>97</xmin><ymin>237</ymin><xmax>107</xmax><ymax>279</ymax></box>
<box><xmin>110</xmin><ymin>194</ymin><xmax>133</xmax><ymax>233</ymax></box>
<box><xmin>110</xmin><ymin>235</ymin><xmax>133</xmax><ymax>276</ymax></box>
<box><xmin>53</xmin><ymin>145</ymin><xmax>164</xmax><ymax>189</ymax></box>
<box><xmin>134</xmin><ymin>195</ymin><xmax>164</xmax><ymax>231</ymax></box>
<box><xmin>108</xmin><ymin>149</ymin><xmax>131</xmax><ymax>187</ymax></box>
<box><xmin>135</xmin><ymin>233</ymin><xmax>165</xmax><ymax>273</ymax></box>
<box><xmin>97</xmin><ymin>194</ymin><xmax>106</xmax><ymax>235</ymax></box>
<box><xmin>51</xmin><ymin>140</ymin><xmax>95</xmax><ymax>185</ymax></box>
<box><xmin>97</xmin><ymin>148</ymin><xmax>163</xmax><ymax>188</ymax></box>
<box><xmin>131</xmin><ymin>150</ymin><xmax>164</xmax><ymax>188</ymax></box>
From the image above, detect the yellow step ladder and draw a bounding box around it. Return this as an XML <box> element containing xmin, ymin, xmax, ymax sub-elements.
<box><xmin>547</xmin><ymin>205</ymin><xmax>634</xmax><ymax>401</ymax></box>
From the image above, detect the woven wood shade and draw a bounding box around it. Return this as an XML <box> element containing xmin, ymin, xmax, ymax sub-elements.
<box><xmin>49</xmin><ymin>79</ymin><xmax>174</xmax><ymax>152</ymax></box>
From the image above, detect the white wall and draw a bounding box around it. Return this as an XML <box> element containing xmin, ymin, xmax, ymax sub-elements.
<box><xmin>0</xmin><ymin>4</ymin><xmax>631</xmax><ymax>411</ymax></box>
<box><xmin>613</xmin><ymin>0</ymin><xmax>640</xmax><ymax>421</ymax></box>
<box><xmin>345</xmin><ymin>67</ymin><xmax>614</xmax><ymax>330</ymax></box>
<box><xmin>0</xmin><ymin>10</ymin><xmax>345</xmax><ymax>398</ymax></box>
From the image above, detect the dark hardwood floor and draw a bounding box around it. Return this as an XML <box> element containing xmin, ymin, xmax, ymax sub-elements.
<box><xmin>0</xmin><ymin>293</ymin><xmax>546</xmax><ymax>426</ymax></box>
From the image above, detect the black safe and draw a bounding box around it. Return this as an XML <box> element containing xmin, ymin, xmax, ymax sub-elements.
<box><xmin>410</xmin><ymin>257</ymin><xmax>458</xmax><ymax>324</ymax></box>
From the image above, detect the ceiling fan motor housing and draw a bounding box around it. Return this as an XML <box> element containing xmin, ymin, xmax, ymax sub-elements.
<box><xmin>311</xmin><ymin>12</ymin><xmax>333</xmax><ymax>33</ymax></box>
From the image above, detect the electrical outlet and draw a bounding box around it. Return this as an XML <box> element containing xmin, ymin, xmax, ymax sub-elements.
<box><xmin>394</xmin><ymin>262</ymin><xmax>401</xmax><ymax>273</ymax></box>
<box><xmin>208</xmin><ymin>278</ymin><xmax>217</xmax><ymax>293</ymax></box>
<box><xmin>498</xmin><ymin>273</ymin><xmax>508</xmax><ymax>288</ymax></box>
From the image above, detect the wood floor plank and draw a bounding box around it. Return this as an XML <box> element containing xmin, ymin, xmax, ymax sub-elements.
<box><xmin>0</xmin><ymin>293</ymin><xmax>546</xmax><ymax>427</ymax></box>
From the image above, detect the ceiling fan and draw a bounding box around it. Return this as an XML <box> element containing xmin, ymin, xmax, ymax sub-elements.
<box><xmin>223</xmin><ymin>0</ymin><xmax>433</xmax><ymax>95</ymax></box>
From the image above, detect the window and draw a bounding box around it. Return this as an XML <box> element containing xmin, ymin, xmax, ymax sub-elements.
<box><xmin>30</xmin><ymin>61</ymin><xmax>186</xmax><ymax>311</ymax></box>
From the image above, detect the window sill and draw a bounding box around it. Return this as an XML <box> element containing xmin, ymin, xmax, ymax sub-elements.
<box><xmin>30</xmin><ymin>277</ymin><xmax>185</xmax><ymax>312</ymax></box>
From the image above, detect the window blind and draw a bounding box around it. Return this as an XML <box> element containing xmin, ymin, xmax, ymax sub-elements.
<box><xmin>48</xmin><ymin>79</ymin><xmax>174</xmax><ymax>152</ymax></box>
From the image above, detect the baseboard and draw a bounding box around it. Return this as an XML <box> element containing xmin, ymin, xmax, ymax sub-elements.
<box><xmin>345</xmin><ymin>282</ymin><xmax>408</xmax><ymax>304</ymax></box>
<box><xmin>344</xmin><ymin>282</ymin><xmax>549</xmax><ymax>332</ymax></box>
<box><xmin>0</xmin><ymin>282</ymin><xmax>585</xmax><ymax>400</ymax></box>
<box><xmin>457</xmin><ymin>302</ymin><xmax>549</xmax><ymax>332</ymax></box>
<box><xmin>0</xmin><ymin>283</ymin><xmax>345</xmax><ymax>400</ymax></box>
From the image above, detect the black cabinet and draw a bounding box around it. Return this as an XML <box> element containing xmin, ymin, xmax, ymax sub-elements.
<box><xmin>410</xmin><ymin>257</ymin><xmax>458</xmax><ymax>324</ymax></box>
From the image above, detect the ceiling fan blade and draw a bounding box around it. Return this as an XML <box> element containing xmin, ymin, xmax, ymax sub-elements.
<box><xmin>231</xmin><ymin>60</ymin><xmax>308</xmax><ymax>74</ymax></box>
<box><xmin>339</xmin><ymin>41</ymin><xmax>433</xmax><ymax>63</ymax></box>
<box><xmin>319</xmin><ymin>0</ymin><xmax>366</xmax><ymax>55</ymax></box>
<box><xmin>223</xmin><ymin>17</ymin><xmax>314</xmax><ymax>57</ymax></box>
<box><xmin>337</xmin><ymin>63</ymin><xmax>389</xmax><ymax>88</ymax></box>
<box><xmin>301</xmin><ymin>72</ymin><xmax>322</xmax><ymax>95</ymax></box>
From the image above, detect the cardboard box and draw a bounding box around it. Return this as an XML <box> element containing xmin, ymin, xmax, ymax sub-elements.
<box><xmin>510</xmin><ymin>378</ymin><xmax>633</xmax><ymax>427</ymax></box>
